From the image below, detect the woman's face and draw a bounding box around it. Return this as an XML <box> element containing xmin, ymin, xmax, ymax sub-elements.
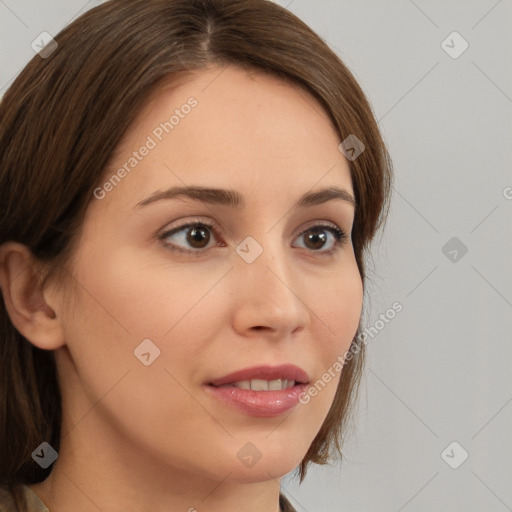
<box><xmin>52</xmin><ymin>65</ymin><xmax>363</xmax><ymax>484</ymax></box>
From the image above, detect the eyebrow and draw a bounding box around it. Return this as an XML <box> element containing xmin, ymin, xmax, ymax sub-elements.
<box><xmin>136</xmin><ymin>185</ymin><xmax>356</xmax><ymax>209</ymax></box>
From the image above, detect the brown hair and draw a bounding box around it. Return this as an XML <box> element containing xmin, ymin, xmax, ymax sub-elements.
<box><xmin>0</xmin><ymin>0</ymin><xmax>392</xmax><ymax>508</ymax></box>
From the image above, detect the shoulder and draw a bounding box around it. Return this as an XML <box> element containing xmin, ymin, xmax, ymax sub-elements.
<box><xmin>0</xmin><ymin>485</ymin><xmax>18</xmax><ymax>512</ymax></box>
<box><xmin>0</xmin><ymin>485</ymin><xmax>49</xmax><ymax>512</ymax></box>
<box><xmin>279</xmin><ymin>493</ymin><xmax>297</xmax><ymax>512</ymax></box>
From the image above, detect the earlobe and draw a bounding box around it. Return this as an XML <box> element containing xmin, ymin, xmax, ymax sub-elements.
<box><xmin>0</xmin><ymin>242</ymin><xmax>66</xmax><ymax>350</ymax></box>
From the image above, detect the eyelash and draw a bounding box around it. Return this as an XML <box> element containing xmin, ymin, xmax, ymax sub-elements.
<box><xmin>159</xmin><ymin>218</ymin><xmax>348</xmax><ymax>257</ymax></box>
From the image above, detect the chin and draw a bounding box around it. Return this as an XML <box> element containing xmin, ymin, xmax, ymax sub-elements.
<box><xmin>222</xmin><ymin>438</ymin><xmax>309</xmax><ymax>483</ymax></box>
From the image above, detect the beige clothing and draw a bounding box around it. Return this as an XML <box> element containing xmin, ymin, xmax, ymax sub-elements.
<box><xmin>0</xmin><ymin>484</ymin><xmax>296</xmax><ymax>512</ymax></box>
<box><xmin>0</xmin><ymin>485</ymin><xmax>48</xmax><ymax>512</ymax></box>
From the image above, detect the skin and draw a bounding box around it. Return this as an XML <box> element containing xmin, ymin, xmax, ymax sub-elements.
<box><xmin>0</xmin><ymin>65</ymin><xmax>363</xmax><ymax>512</ymax></box>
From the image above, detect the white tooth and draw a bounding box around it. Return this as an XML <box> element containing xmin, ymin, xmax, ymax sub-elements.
<box><xmin>223</xmin><ymin>379</ymin><xmax>296</xmax><ymax>391</ymax></box>
<box><xmin>268</xmin><ymin>379</ymin><xmax>282</xmax><ymax>390</ymax></box>
<box><xmin>250</xmin><ymin>379</ymin><xmax>269</xmax><ymax>391</ymax></box>
<box><xmin>233</xmin><ymin>380</ymin><xmax>251</xmax><ymax>389</ymax></box>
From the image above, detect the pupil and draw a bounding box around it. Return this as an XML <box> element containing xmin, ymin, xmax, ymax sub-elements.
<box><xmin>307</xmin><ymin>229</ymin><xmax>326</xmax><ymax>249</ymax></box>
<box><xmin>187</xmin><ymin>226</ymin><xmax>210</xmax><ymax>248</ymax></box>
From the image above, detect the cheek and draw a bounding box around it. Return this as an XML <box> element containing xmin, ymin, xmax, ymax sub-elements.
<box><xmin>321</xmin><ymin>262</ymin><xmax>363</xmax><ymax>349</ymax></box>
<box><xmin>57</xmin><ymin>249</ymin><xmax>225</xmax><ymax>466</ymax></box>
<box><xmin>68</xmin><ymin>241</ymin><xmax>207</xmax><ymax>340</ymax></box>
<box><xmin>304</xmin><ymin>263</ymin><xmax>363</xmax><ymax>406</ymax></box>
<box><xmin>60</xmin><ymin>244</ymin><xmax>226</xmax><ymax>400</ymax></box>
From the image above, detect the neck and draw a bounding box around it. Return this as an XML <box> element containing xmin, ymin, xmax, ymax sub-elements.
<box><xmin>29</xmin><ymin>425</ymin><xmax>283</xmax><ymax>512</ymax></box>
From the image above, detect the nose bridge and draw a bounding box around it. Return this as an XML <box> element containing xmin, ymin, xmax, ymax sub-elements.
<box><xmin>231</xmin><ymin>230</ymin><xmax>309</xmax><ymax>334</ymax></box>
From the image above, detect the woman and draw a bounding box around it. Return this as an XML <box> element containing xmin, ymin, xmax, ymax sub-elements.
<box><xmin>0</xmin><ymin>0</ymin><xmax>392</xmax><ymax>511</ymax></box>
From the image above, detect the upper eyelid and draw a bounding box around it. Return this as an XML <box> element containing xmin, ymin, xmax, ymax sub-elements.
<box><xmin>159</xmin><ymin>217</ymin><xmax>347</xmax><ymax>237</ymax></box>
<box><xmin>160</xmin><ymin>217</ymin><xmax>228</xmax><ymax>238</ymax></box>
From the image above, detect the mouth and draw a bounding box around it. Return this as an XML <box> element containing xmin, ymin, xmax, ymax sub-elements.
<box><xmin>204</xmin><ymin>364</ymin><xmax>310</xmax><ymax>418</ymax></box>
<box><xmin>210</xmin><ymin>378</ymin><xmax>298</xmax><ymax>391</ymax></box>
<box><xmin>206</xmin><ymin>363</ymin><xmax>309</xmax><ymax>388</ymax></box>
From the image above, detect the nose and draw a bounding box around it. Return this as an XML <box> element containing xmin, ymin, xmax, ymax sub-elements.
<box><xmin>230</xmin><ymin>239</ymin><xmax>310</xmax><ymax>340</ymax></box>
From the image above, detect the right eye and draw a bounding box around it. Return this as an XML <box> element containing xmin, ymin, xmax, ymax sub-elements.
<box><xmin>159</xmin><ymin>220</ymin><xmax>224</xmax><ymax>255</ymax></box>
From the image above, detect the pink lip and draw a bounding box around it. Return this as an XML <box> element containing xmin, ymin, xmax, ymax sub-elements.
<box><xmin>204</xmin><ymin>364</ymin><xmax>309</xmax><ymax>418</ymax></box>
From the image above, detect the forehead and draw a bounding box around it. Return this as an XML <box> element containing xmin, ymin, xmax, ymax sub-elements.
<box><xmin>97</xmin><ymin>64</ymin><xmax>353</xmax><ymax>212</ymax></box>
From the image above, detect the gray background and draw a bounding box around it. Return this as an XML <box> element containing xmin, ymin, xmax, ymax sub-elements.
<box><xmin>1</xmin><ymin>1</ymin><xmax>511</xmax><ymax>511</ymax></box>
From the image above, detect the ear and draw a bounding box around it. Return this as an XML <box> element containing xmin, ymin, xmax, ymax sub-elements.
<box><xmin>0</xmin><ymin>242</ymin><xmax>66</xmax><ymax>350</ymax></box>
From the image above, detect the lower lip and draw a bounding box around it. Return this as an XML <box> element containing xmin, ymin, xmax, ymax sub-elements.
<box><xmin>204</xmin><ymin>384</ymin><xmax>308</xmax><ymax>417</ymax></box>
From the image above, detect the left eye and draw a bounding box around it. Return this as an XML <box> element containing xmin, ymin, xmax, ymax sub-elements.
<box><xmin>159</xmin><ymin>221</ymin><xmax>348</xmax><ymax>255</ymax></box>
<box><xmin>294</xmin><ymin>224</ymin><xmax>347</xmax><ymax>253</ymax></box>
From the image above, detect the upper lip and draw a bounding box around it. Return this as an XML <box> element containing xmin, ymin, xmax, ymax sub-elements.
<box><xmin>207</xmin><ymin>364</ymin><xmax>309</xmax><ymax>387</ymax></box>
